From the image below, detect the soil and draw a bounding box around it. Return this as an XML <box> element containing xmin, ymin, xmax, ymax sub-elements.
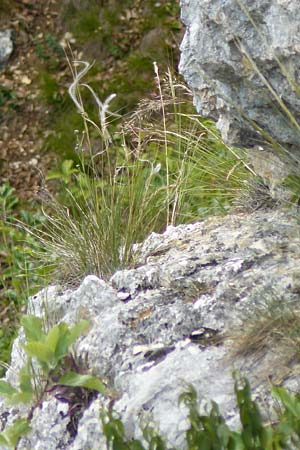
<box><xmin>0</xmin><ymin>0</ymin><xmax>64</xmax><ymax>199</ymax></box>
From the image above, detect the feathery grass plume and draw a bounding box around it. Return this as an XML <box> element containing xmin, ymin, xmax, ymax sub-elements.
<box><xmin>28</xmin><ymin>60</ymin><xmax>254</xmax><ymax>284</ymax></box>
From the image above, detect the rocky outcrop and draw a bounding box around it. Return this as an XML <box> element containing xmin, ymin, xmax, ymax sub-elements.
<box><xmin>1</xmin><ymin>208</ymin><xmax>300</xmax><ymax>449</ymax></box>
<box><xmin>0</xmin><ymin>30</ymin><xmax>13</xmax><ymax>68</ymax></box>
<box><xmin>179</xmin><ymin>0</ymin><xmax>300</xmax><ymax>160</ymax></box>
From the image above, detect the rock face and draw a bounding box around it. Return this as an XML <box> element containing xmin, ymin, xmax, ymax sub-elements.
<box><xmin>179</xmin><ymin>0</ymin><xmax>300</xmax><ymax>159</ymax></box>
<box><xmin>1</xmin><ymin>209</ymin><xmax>300</xmax><ymax>449</ymax></box>
<box><xmin>0</xmin><ymin>30</ymin><xmax>13</xmax><ymax>68</ymax></box>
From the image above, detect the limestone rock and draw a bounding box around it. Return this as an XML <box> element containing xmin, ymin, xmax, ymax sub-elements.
<box><xmin>1</xmin><ymin>209</ymin><xmax>300</xmax><ymax>448</ymax></box>
<box><xmin>179</xmin><ymin>0</ymin><xmax>300</xmax><ymax>160</ymax></box>
<box><xmin>0</xmin><ymin>30</ymin><xmax>13</xmax><ymax>68</ymax></box>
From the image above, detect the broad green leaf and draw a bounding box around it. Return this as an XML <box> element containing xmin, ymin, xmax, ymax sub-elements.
<box><xmin>0</xmin><ymin>433</ymin><xmax>9</xmax><ymax>447</ymax></box>
<box><xmin>61</xmin><ymin>159</ymin><xmax>76</xmax><ymax>175</ymax></box>
<box><xmin>9</xmin><ymin>391</ymin><xmax>33</xmax><ymax>405</ymax></box>
<box><xmin>21</xmin><ymin>315</ymin><xmax>44</xmax><ymax>342</ymax></box>
<box><xmin>18</xmin><ymin>364</ymin><xmax>33</xmax><ymax>395</ymax></box>
<box><xmin>58</xmin><ymin>371</ymin><xmax>106</xmax><ymax>394</ymax></box>
<box><xmin>46</xmin><ymin>170</ymin><xmax>62</xmax><ymax>181</ymax></box>
<box><xmin>45</xmin><ymin>323</ymin><xmax>69</xmax><ymax>354</ymax></box>
<box><xmin>24</xmin><ymin>341</ymin><xmax>54</xmax><ymax>367</ymax></box>
<box><xmin>67</xmin><ymin>320</ymin><xmax>89</xmax><ymax>346</ymax></box>
<box><xmin>4</xmin><ymin>418</ymin><xmax>30</xmax><ymax>447</ymax></box>
<box><xmin>52</xmin><ymin>323</ymin><xmax>70</xmax><ymax>360</ymax></box>
<box><xmin>45</xmin><ymin>323</ymin><xmax>60</xmax><ymax>353</ymax></box>
<box><xmin>272</xmin><ymin>386</ymin><xmax>300</xmax><ymax>418</ymax></box>
<box><xmin>0</xmin><ymin>381</ymin><xmax>17</xmax><ymax>397</ymax></box>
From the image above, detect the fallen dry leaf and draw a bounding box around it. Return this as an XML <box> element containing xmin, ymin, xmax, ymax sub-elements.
<box><xmin>20</xmin><ymin>75</ymin><xmax>32</xmax><ymax>85</ymax></box>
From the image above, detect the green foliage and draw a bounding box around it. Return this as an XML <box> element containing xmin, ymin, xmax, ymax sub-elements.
<box><xmin>21</xmin><ymin>315</ymin><xmax>89</xmax><ymax>375</ymax></box>
<box><xmin>0</xmin><ymin>419</ymin><xmax>30</xmax><ymax>450</ymax></box>
<box><xmin>33</xmin><ymin>62</ymin><xmax>252</xmax><ymax>283</ymax></box>
<box><xmin>101</xmin><ymin>409</ymin><xmax>167</xmax><ymax>450</ymax></box>
<box><xmin>58</xmin><ymin>371</ymin><xmax>105</xmax><ymax>393</ymax></box>
<box><xmin>46</xmin><ymin>159</ymin><xmax>79</xmax><ymax>185</ymax></box>
<box><xmin>283</xmin><ymin>175</ymin><xmax>300</xmax><ymax>204</ymax></box>
<box><xmin>0</xmin><ymin>316</ymin><xmax>92</xmax><ymax>404</ymax></box>
<box><xmin>272</xmin><ymin>386</ymin><xmax>300</xmax><ymax>447</ymax></box>
<box><xmin>0</xmin><ymin>183</ymin><xmax>47</xmax><ymax>376</ymax></box>
<box><xmin>0</xmin><ymin>315</ymin><xmax>105</xmax><ymax>447</ymax></box>
<box><xmin>100</xmin><ymin>376</ymin><xmax>300</xmax><ymax>450</ymax></box>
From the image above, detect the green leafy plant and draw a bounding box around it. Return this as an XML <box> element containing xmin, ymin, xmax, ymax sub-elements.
<box><xmin>0</xmin><ymin>184</ymin><xmax>48</xmax><ymax>376</ymax></box>
<box><xmin>30</xmin><ymin>61</ymin><xmax>253</xmax><ymax>284</ymax></box>
<box><xmin>101</xmin><ymin>409</ymin><xmax>168</xmax><ymax>450</ymax></box>
<box><xmin>0</xmin><ymin>315</ymin><xmax>105</xmax><ymax>406</ymax></box>
<box><xmin>100</xmin><ymin>376</ymin><xmax>300</xmax><ymax>450</ymax></box>
<box><xmin>46</xmin><ymin>159</ymin><xmax>79</xmax><ymax>185</ymax></box>
<box><xmin>0</xmin><ymin>419</ymin><xmax>31</xmax><ymax>450</ymax></box>
<box><xmin>0</xmin><ymin>315</ymin><xmax>105</xmax><ymax>448</ymax></box>
<box><xmin>34</xmin><ymin>33</ymin><xmax>64</xmax><ymax>66</ymax></box>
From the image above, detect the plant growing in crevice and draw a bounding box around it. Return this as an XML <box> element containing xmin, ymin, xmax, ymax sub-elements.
<box><xmin>0</xmin><ymin>315</ymin><xmax>106</xmax><ymax>448</ymax></box>
<box><xmin>100</xmin><ymin>375</ymin><xmax>300</xmax><ymax>450</ymax></box>
<box><xmin>230</xmin><ymin>294</ymin><xmax>300</xmax><ymax>367</ymax></box>
<box><xmin>29</xmin><ymin>60</ymin><xmax>254</xmax><ymax>285</ymax></box>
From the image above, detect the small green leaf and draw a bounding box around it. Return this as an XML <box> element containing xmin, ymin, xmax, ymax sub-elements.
<box><xmin>24</xmin><ymin>341</ymin><xmax>54</xmax><ymax>366</ymax></box>
<box><xmin>18</xmin><ymin>364</ymin><xmax>33</xmax><ymax>395</ymax></box>
<box><xmin>52</xmin><ymin>323</ymin><xmax>70</xmax><ymax>360</ymax></box>
<box><xmin>61</xmin><ymin>159</ymin><xmax>76</xmax><ymax>175</ymax></box>
<box><xmin>0</xmin><ymin>381</ymin><xmax>17</xmax><ymax>397</ymax></box>
<box><xmin>58</xmin><ymin>371</ymin><xmax>106</xmax><ymax>394</ymax></box>
<box><xmin>21</xmin><ymin>315</ymin><xmax>44</xmax><ymax>342</ymax></box>
<box><xmin>46</xmin><ymin>323</ymin><xmax>66</xmax><ymax>353</ymax></box>
<box><xmin>272</xmin><ymin>386</ymin><xmax>300</xmax><ymax>418</ymax></box>
<box><xmin>0</xmin><ymin>433</ymin><xmax>9</xmax><ymax>447</ymax></box>
<box><xmin>4</xmin><ymin>418</ymin><xmax>30</xmax><ymax>447</ymax></box>
<box><xmin>9</xmin><ymin>391</ymin><xmax>33</xmax><ymax>405</ymax></box>
<box><xmin>46</xmin><ymin>170</ymin><xmax>62</xmax><ymax>181</ymax></box>
<box><xmin>67</xmin><ymin>320</ymin><xmax>89</xmax><ymax>346</ymax></box>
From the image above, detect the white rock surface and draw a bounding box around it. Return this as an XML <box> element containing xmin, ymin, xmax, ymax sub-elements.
<box><xmin>1</xmin><ymin>209</ymin><xmax>300</xmax><ymax>449</ymax></box>
<box><xmin>0</xmin><ymin>30</ymin><xmax>13</xmax><ymax>67</ymax></box>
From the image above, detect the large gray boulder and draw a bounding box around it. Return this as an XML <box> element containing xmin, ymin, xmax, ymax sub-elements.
<box><xmin>179</xmin><ymin>0</ymin><xmax>300</xmax><ymax>160</ymax></box>
<box><xmin>1</xmin><ymin>208</ymin><xmax>300</xmax><ymax>449</ymax></box>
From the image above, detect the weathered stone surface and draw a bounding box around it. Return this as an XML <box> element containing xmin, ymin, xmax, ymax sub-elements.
<box><xmin>179</xmin><ymin>0</ymin><xmax>300</xmax><ymax>159</ymax></box>
<box><xmin>0</xmin><ymin>30</ymin><xmax>13</xmax><ymax>67</ymax></box>
<box><xmin>1</xmin><ymin>209</ymin><xmax>300</xmax><ymax>449</ymax></box>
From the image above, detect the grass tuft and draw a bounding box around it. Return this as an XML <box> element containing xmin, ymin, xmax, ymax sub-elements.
<box><xmin>231</xmin><ymin>295</ymin><xmax>300</xmax><ymax>368</ymax></box>
<box><xmin>28</xmin><ymin>61</ymin><xmax>253</xmax><ymax>285</ymax></box>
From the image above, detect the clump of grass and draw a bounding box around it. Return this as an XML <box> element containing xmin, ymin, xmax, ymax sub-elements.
<box><xmin>28</xmin><ymin>60</ymin><xmax>254</xmax><ymax>285</ymax></box>
<box><xmin>231</xmin><ymin>295</ymin><xmax>300</xmax><ymax>366</ymax></box>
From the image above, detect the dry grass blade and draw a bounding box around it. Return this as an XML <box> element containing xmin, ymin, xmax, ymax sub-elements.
<box><xmin>231</xmin><ymin>297</ymin><xmax>300</xmax><ymax>366</ymax></box>
<box><xmin>26</xmin><ymin>61</ymin><xmax>256</xmax><ymax>285</ymax></box>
